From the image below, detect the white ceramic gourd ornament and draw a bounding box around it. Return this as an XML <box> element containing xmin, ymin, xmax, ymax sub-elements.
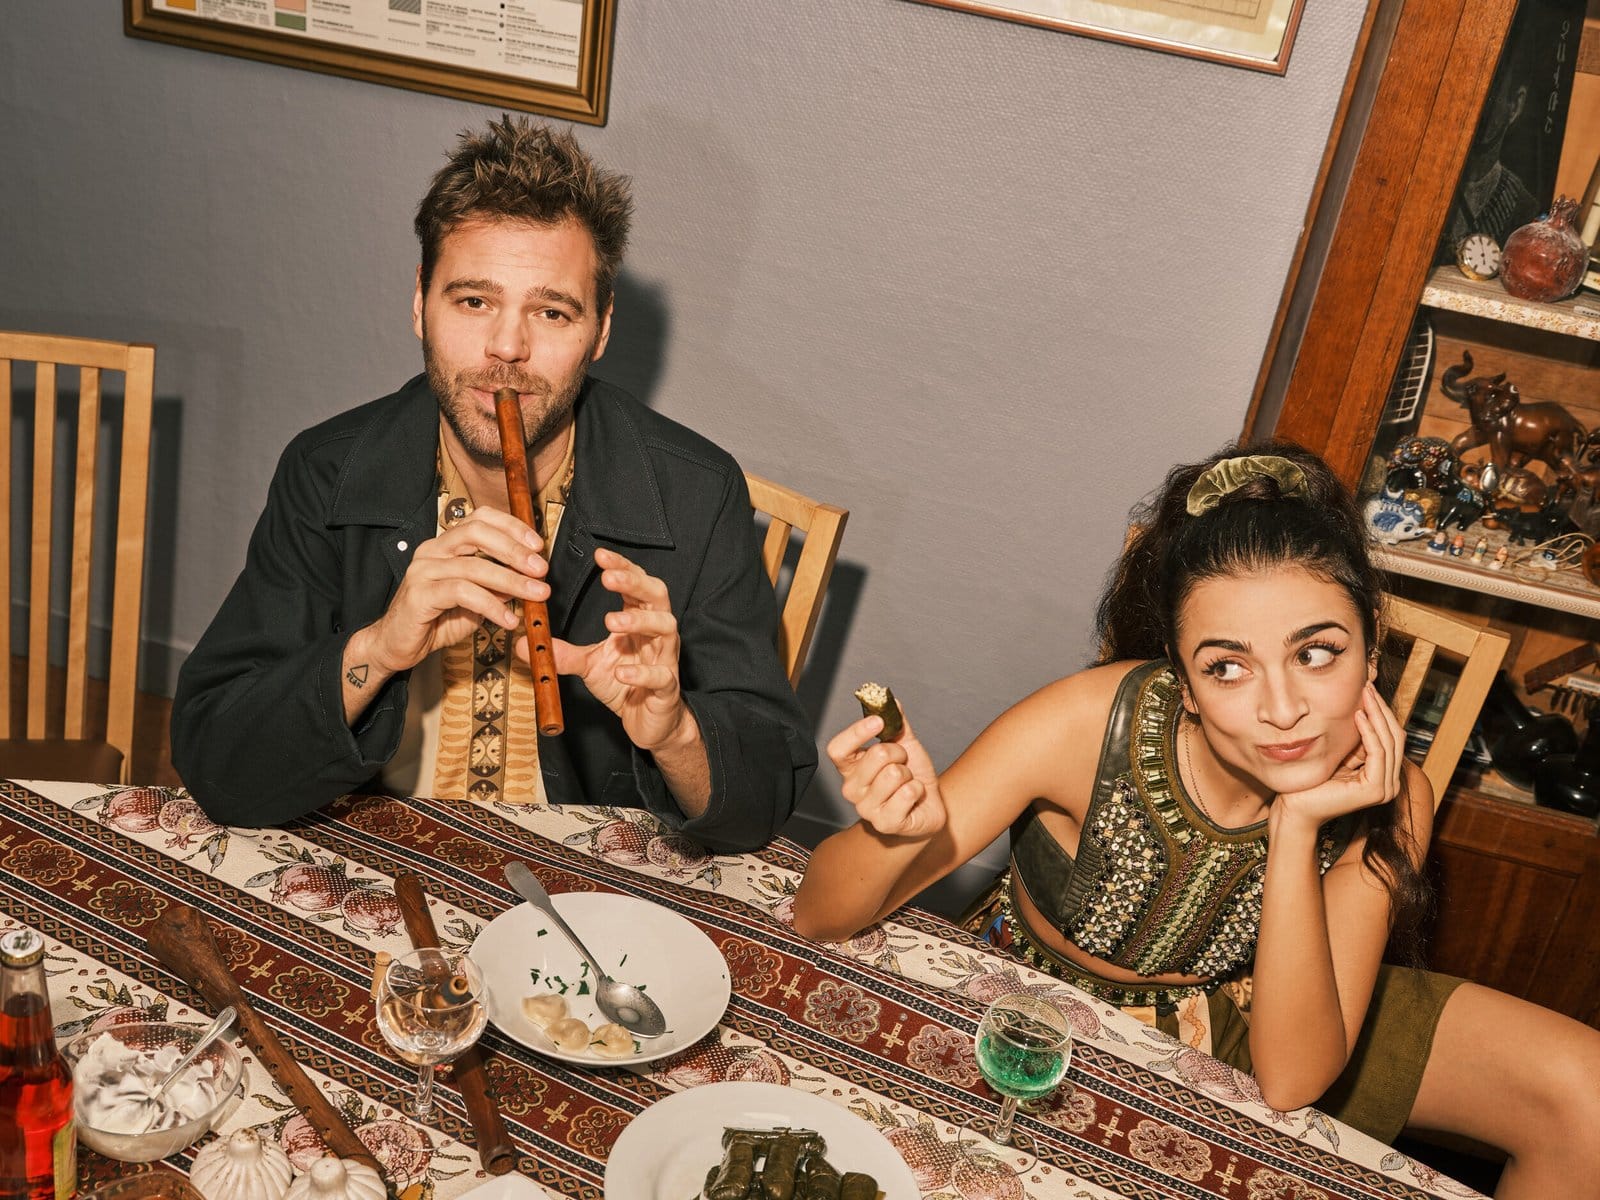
<box><xmin>189</xmin><ymin>1129</ymin><xmax>294</xmax><ymax>1200</ymax></box>
<box><xmin>283</xmin><ymin>1156</ymin><xmax>385</xmax><ymax>1200</ymax></box>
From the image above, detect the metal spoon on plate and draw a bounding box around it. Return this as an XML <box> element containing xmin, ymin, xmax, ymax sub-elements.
<box><xmin>503</xmin><ymin>862</ymin><xmax>667</xmax><ymax>1038</ymax></box>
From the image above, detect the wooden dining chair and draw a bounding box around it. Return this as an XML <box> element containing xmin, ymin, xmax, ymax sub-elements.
<box><xmin>745</xmin><ymin>473</ymin><xmax>848</xmax><ymax>689</ymax></box>
<box><xmin>1382</xmin><ymin>594</ymin><xmax>1510</xmax><ymax>808</ymax></box>
<box><xmin>1</xmin><ymin>332</ymin><xmax>156</xmax><ymax>784</ymax></box>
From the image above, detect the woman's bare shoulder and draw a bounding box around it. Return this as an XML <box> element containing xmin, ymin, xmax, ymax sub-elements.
<box><xmin>1010</xmin><ymin>659</ymin><xmax>1153</xmax><ymax>724</ymax></box>
<box><xmin>947</xmin><ymin>660</ymin><xmax>1157</xmax><ymax>796</ymax></box>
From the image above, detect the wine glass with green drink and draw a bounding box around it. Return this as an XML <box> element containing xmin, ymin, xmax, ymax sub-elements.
<box><xmin>968</xmin><ymin>992</ymin><xmax>1072</xmax><ymax>1158</ymax></box>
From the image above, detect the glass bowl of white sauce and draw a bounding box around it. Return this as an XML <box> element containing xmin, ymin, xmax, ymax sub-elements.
<box><xmin>64</xmin><ymin>1021</ymin><xmax>245</xmax><ymax>1161</ymax></box>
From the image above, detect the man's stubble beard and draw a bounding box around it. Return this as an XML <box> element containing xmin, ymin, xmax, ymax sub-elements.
<box><xmin>421</xmin><ymin>324</ymin><xmax>593</xmax><ymax>467</ymax></box>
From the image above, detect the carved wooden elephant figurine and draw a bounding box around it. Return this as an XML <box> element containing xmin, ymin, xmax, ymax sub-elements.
<box><xmin>1441</xmin><ymin>351</ymin><xmax>1587</xmax><ymax>480</ymax></box>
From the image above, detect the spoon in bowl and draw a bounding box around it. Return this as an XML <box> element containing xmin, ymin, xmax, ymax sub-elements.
<box><xmin>139</xmin><ymin>1005</ymin><xmax>236</xmax><ymax>1131</ymax></box>
<box><xmin>503</xmin><ymin>862</ymin><xmax>667</xmax><ymax>1039</ymax></box>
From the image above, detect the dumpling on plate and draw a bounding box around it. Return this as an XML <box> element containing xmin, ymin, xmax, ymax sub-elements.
<box><xmin>591</xmin><ymin>1022</ymin><xmax>634</xmax><ymax>1058</ymax></box>
<box><xmin>521</xmin><ymin>993</ymin><xmax>569</xmax><ymax>1029</ymax></box>
<box><xmin>546</xmin><ymin>1017</ymin><xmax>592</xmax><ymax>1052</ymax></box>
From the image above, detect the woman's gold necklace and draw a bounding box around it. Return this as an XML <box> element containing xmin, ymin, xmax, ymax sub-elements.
<box><xmin>1182</xmin><ymin>721</ymin><xmax>1222</xmax><ymax>825</ymax></box>
<box><xmin>1182</xmin><ymin>722</ymin><xmax>1270</xmax><ymax>828</ymax></box>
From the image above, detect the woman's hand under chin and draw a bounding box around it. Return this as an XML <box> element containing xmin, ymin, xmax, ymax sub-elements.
<box><xmin>1271</xmin><ymin>683</ymin><xmax>1405</xmax><ymax>833</ymax></box>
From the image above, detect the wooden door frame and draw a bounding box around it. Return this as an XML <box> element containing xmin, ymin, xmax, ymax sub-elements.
<box><xmin>1247</xmin><ymin>0</ymin><xmax>1522</xmax><ymax>486</ymax></box>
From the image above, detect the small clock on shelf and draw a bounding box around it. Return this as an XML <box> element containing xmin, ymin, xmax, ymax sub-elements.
<box><xmin>1455</xmin><ymin>233</ymin><xmax>1503</xmax><ymax>281</ymax></box>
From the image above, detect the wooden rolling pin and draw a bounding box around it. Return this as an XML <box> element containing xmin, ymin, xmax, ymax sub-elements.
<box><xmin>145</xmin><ymin>902</ymin><xmax>382</xmax><ymax>1175</ymax></box>
<box><xmin>393</xmin><ymin>873</ymin><xmax>516</xmax><ymax>1174</ymax></box>
<box><xmin>494</xmin><ymin>386</ymin><xmax>564</xmax><ymax>735</ymax></box>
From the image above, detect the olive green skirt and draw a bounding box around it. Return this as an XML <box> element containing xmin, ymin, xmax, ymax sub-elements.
<box><xmin>1170</xmin><ymin>963</ymin><xmax>1462</xmax><ymax>1144</ymax></box>
<box><xmin>963</xmin><ymin>882</ymin><xmax>1463</xmax><ymax>1144</ymax></box>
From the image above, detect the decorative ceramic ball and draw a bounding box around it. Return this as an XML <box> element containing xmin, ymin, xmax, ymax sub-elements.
<box><xmin>1501</xmin><ymin>199</ymin><xmax>1590</xmax><ymax>303</ymax></box>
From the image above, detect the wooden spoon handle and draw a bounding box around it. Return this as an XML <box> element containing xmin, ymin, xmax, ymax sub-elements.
<box><xmin>393</xmin><ymin>873</ymin><xmax>517</xmax><ymax>1175</ymax></box>
<box><xmin>145</xmin><ymin>902</ymin><xmax>382</xmax><ymax>1175</ymax></box>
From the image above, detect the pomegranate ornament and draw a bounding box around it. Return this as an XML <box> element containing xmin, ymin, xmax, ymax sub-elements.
<box><xmin>1501</xmin><ymin>198</ymin><xmax>1590</xmax><ymax>303</ymax></box>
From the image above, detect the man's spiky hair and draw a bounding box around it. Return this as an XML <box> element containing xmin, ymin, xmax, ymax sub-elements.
<box><xmin>415</xmin><ymin>115</ymin><xmax>633</xmax><ymax>309</ymax></box>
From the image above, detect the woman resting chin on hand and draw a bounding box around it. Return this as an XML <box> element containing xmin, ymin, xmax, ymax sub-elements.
<box><xmin>793</xmin><ymin>442</ymin><xmax>1600</xmax><ymax>1199</ymax></box>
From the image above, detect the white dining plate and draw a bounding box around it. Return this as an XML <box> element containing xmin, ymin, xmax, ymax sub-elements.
<box><xmin>469</xmin><ymin>892</ymin><xmax>729</xmax><ymax>1067</ymax></box>
<box><xmin>603</xmin><ymin>1082</ymin><xmax>919</xmax><ymax>1199</ymax></box>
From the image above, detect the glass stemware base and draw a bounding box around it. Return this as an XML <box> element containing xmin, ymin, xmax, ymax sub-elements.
<box><xmin>374</xmin><ymin>949</ymin><xmax>490</xmax><ymax>1123</ymax></box>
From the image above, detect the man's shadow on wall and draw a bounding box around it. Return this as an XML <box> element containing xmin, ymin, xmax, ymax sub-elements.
<box><xmin>594</xmin><ymin>273</ymin><xmax>864</xmax><ymax>733</ymax></box>
<box><xmin>592</xmin><ymin>273</ymin><xmax>669</xmax><ymax>412</ymax></box>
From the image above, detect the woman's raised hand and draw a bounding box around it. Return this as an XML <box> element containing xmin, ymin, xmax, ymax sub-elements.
<box><xmin>1275</xmin><ymin>683</ymin><xmax>1406</xmax><ymax>826</ymax></box>
<box><xmin>827</xmin><ymin>709</ymin><xmax>946</xmax><ymax>838</ymax></box>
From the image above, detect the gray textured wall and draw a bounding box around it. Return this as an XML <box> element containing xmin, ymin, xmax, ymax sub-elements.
<box><xmin>1</xmin><ymin>1</ymin><xmax>1362</xmax><ymax>908</ymax></box>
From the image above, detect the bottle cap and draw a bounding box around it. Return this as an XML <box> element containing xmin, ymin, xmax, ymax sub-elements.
<box><xmin>0</xmin><ymin>928</ymin><xmax>45</xmax><ymax>967</ymax></box>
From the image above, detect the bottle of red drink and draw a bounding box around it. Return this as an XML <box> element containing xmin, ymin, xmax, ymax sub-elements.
<box><xmin>0</xmin><ymin>929</ymin><xmax>75</xmax><ymax>1200</ymax></box>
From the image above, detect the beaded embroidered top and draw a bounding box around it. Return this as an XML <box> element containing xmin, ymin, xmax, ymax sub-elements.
<box><xmin>1008</xmin><ymin>661</ymin><xmax>1352</xmax><ymax>984</ymax></box>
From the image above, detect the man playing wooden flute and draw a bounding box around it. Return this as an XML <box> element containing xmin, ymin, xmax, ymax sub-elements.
<box><xmin>170</xmin><ymin>117</ymin><xmax>815</xmax><ymax>852</ymax></box>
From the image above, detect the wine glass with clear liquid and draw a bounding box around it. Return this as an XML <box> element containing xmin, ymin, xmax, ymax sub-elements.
<box><xmin>374</xmin><ymin>949</ymin><xmax>489</xmax><ymax>1123</ymax></box>
<box><xmin>964</xmin><ymin>992</ymin><xmax>1072</xmax><ymax>1164</ymax></box>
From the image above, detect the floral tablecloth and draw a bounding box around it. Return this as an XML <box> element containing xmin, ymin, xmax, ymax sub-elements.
<box><xmin>0</xmin><ymin>779</ymin><xmax>1481</xmax><ymax>1200</ymax></box>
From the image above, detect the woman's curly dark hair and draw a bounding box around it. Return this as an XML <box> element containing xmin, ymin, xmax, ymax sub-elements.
<box><xmin>1094</xmin><ymin>439</ymin><xmax>1432</xmax><ymax>960</ymax></box>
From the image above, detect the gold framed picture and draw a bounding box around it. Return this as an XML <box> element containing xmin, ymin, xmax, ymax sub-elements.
<box><xmin>125</xmin><ymin>0</ymin><xmax>616</xmax><ymax>125</ymax></box>
<box><xmin>905</xmin><ymin>0</ymin><xmax>1309</xmax><ymax>74</ymax></box>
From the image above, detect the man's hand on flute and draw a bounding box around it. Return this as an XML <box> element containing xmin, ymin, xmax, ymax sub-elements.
<box><xmin>339</xmin><ymin>509</ymin><xmax>548</xmax><ymax>723</ymax></box>
<box><xmin>519</xmin><ymin>546</ymin><xmax>711</xmax><ymax>810</ymax></box>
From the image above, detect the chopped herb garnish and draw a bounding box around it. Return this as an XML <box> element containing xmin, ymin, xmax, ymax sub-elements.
<box><xmin>528</xmin><ymin>968</ymin><xmax>542</xmax><ymax>985</ymax></box>
<box><xmin>536</xmin><ymin>929</ymin><xmax>548</xmax><ymax>937</ymax></box>
<box><xmin>576</xmin><ymin>981</ymin><xmax>590</xmax><ymax>995</ymax></box>
<box><xmin>618</xmin><ymin>954</ymin><xmax>628</xmax><ymax>966</ymax></box>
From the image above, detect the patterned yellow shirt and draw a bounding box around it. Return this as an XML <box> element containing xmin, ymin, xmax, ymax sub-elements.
<box><xmin>381</xmin><ymin>425</ymin><xmax>575</xmax><ymax>804</ymax></box>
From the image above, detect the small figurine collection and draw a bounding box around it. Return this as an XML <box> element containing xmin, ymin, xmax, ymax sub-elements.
<box><xmin>1365</xmin><ymin>352</ymin><xmax>1600</xmax><ymax>587</ymax></box>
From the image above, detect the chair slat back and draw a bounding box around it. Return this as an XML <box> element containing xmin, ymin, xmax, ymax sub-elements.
<box><xmin>27</xmin><ymin>362</ymin><xmax>57</xmax><ymax>739</ymax></box>
<box><xmin>66</xmin><ymin>367</ymin><xmax>103</xmax><ymax>739</ymax></box>
<box><xmin>1390</xmin><ymin>634</ymin><xmax>1437</xmax><ymax>729</ymax></box>
<box><xmin>760</xmin><ymin>516</ymin><xmax>794</xmax><ymax>585</ymax></box>
<box><xmin>1384</xmin><ymin>594</ymin><xmax>1510</xmax><ymax>808</ymax></box>
<box><xmin>2</xmin><ymin>332</ymin><xmax>155</xmax><ymax>780</ymax></box>
<box><xmin>745</xmin><ymin>473</ymin><xmax>848</xmax><ymax>689</ymax></box>
<box><xmin>108</xmin><ymin>347</ymin><xmax>155</xmax><ymax>763</ymax></box>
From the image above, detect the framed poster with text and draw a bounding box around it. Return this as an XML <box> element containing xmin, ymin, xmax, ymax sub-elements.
<box><xmin>905</xmin><ymin>0</ymin><xmax>1308</xmax><ymax>74</ymax></box>
<box><xmin>126</xmin><ymin>0</ymin><xmax>616</xmax><ymax>125</ymax></box>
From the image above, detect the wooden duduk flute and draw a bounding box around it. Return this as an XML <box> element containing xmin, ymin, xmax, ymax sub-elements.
<box><xmin>494</xmin><ymin>386</ymin><xmax>565</xmax><ymax>735</ymax></box>
<box><xmin>146</xmin><ymin>904</ymin><xmax>384</xmax><ymax>1176</ymax></box>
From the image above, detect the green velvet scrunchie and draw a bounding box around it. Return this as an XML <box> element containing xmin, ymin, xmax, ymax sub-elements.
<box><xmin>1185</xmin><ymin>455</ymin><xmax>1309</xmax><ymax>516</ymax></box>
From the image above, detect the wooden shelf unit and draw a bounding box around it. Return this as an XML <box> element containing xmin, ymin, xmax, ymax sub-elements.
<box><xmin>1259</xmin><ymin>0</ymin><xmax>1600</xmax><ymax>1027</ymax></box>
